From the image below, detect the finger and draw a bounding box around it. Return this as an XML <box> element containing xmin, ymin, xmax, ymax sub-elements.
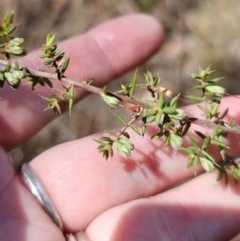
<box><xmin>81</xmin><ymin>173</ymin><xmax>240</xmax><ymax>241</ymax></box>
<box><xmin>0</xmin><ymin>14</ymin><xmax>164</xmax><ymax>151</ymax></box>
<box><xmin>30</xmin><ymin>96</ymin><xmax>240</xmax><ymax>232</ymax></box>
<box><xmin>0</xmin><ymin>147</ymin><xmax>64</xmax><ymax>241</ymax></box>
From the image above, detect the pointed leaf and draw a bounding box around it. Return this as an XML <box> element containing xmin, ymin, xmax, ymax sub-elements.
<box><xmin>195</xmin><ymin>131</ymin><xmax>206</xmax><ymax>140</ymax></box>
<box><xmin>130</xmin><ymin>125</ymin><xmax>141</xmax><ymax>136</ymax></box>
<box><xmin>114</xmin><ymin>114</ymin><xmax>126</xmax><ymax>125</ymax></box>
<box><xmin>187</xmin><ymin>95</ymin><xmax>204</xmax><ymax>101</ymax></box>
<box><xmin>199</xmin><ymin>157</ymin><xmax>215</xmax><ymax>172</ymax></box>
<box><xmin>206</xmin><ymin>85</ymin><xmax>225</xmax><ymax>95</ymax></box>
<box><xmin>170</xmin><ymin>133</ymin><xmax>182</xmax><ymax>149</ymax></box>
<box><xmin>68</xmin><ymin>84</ymin><xmax>74</xmax><ymax>116</ymax></box>
<box><xmin>129</xmin><ymin>70</ymin><xmax>137</xmax><ymax>98</ymax></box>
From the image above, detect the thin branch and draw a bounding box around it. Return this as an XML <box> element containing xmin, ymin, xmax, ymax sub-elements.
<box><xmin>0</xmin><ymin>59</ymin><xmax>148</xmax><ymax>108</ymax></box>
<box><xmin>188</xmin><ymin>117</ymin><xmax>240</xmax><ymax>136</ymax></box>
<box><xmin>1</xmin><ymin>59</ymin><xmax>240</xmax><ymax>136</ymax></box>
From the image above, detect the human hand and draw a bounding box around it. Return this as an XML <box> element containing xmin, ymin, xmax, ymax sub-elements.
<box><xmin>1</xmin><ymin>14</ymin><xmax>240</xmax><ymax>241</ymax></box>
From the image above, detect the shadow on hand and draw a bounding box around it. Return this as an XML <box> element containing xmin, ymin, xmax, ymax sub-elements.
<box><xmin>111</xmin><ymin>200</ymin><xmax>240</xmax><ymax>241</ymax></box>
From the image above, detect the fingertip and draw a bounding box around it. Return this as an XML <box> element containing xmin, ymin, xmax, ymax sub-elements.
<box><xmin>88</xmin><ymin>14</ymin><xmax>164</xmax><ymax>74</ymax></box>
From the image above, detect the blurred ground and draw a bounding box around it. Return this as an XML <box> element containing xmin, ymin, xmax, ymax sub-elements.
<box><xmin>1</xmin><ymin>0</ymin><xmax>240</xmax><ymax>167</ymax></box>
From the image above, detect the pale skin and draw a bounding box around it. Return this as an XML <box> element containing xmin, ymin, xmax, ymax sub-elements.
<box><xmin>1</xmin><ymin>14</ymin><xmax>240</xmax><ymax>241</ymax></box>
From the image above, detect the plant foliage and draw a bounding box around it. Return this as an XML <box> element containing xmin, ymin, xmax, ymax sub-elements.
<box><xmin>0</xmin><ymin>12</ymin><xmax>240</xmax><ymax>183</ymax></box>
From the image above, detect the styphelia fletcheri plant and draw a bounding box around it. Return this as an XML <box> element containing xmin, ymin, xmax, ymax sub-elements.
<box><xmin>0</xmin><ymin>12</ymin><xmax>240</xmax><ymax>184</ymax></box>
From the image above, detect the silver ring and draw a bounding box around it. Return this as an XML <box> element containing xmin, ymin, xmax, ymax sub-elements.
<box><xmin>21</xmin><ymin>163</ymin><xmax>63</xmax><ymax>230</ymax></box>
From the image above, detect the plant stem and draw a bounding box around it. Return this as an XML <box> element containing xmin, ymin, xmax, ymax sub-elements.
<box><xmin>188</xmin><ymin>117</ymin><xmax>240</xmax><ymax>136</ymax></box>
<box><xmin>0</xmin><ymin>59</ymin><xmax>148</xmax><ymax>108</ymax></box>
<box><xmin>1</xmin><ymin>59</ymin><xmax>240</xmax><ymax>136</ymax></box>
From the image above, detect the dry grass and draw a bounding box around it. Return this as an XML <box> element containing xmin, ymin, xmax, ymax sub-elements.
<box><xmin>1</xmin><ymin>0</ymin><xmax>240</xmax><ymax>166</ymax></box>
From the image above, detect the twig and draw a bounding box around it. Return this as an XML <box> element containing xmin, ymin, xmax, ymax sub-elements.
<box><xmin>188</xmin><ymin>117</ymin><xmax>240</xmax><ymax>136</ymax></box>
<box><xmin>1</xmin><ymin>59</ymin><xmax>240</xmax><ymax>136</ymax></box>
<box><xmin>0</xmin><ymin>59</ymin><xmax>148</xmax><ymax>108</ymax></box>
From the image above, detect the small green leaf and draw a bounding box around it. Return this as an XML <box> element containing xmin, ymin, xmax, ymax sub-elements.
<box><xmin>170</xmin><ymin>133</ymin><xmax>182</xmax><ymax>149</ymax></box>
<box><xmin>190</xmin><ymin>137</ymin><xmax>200</xmax><ymax>149</ymax></box>
<box><xmin>4</xmin><ymin>72</ymin><xmax>20</xmax><ymax>87</ymax></box>
<box><xmin>39</xmin><ymin>53</ymin><xmax>49</xmax><ymax>59</ymax></box>
<box><xmin>169</xmin><ymin>94</ymin><xmax>179</xmax><ymax>108</ymax></box>
<box><xmin>195</xmin><ymin>131</ymin><xmax>206</xmax><ymax>140</ymax></box>
<box><xmin>210</xmin><ymin>103</ymin><xmax>219</xmax><ymax>117</ymax></box>
<box><xmin>46</xmin><ymin>33</ymin><xmax>57</xmax><ymax>46</ymax></box>
<box><xmin>5</xmin><ymin>62</ymin><xmax>11</xmax><ymax>72</ymax></box>
<box><xmin>157</xmin><ymin>93</ymin><xmax>165</xmax><ymax>109</ymax></box>
<box><xmin>100</xmin><ymin>136</ymin><xmax>113</xmax><ymax>142</ymax></box>
<box><xmin>122</xmin><ymin>132</ymin><xmax>130</xmax><ymax>139</ymax></box>
<box><xmin>187</xmin><ymin>95</ymin><xmax>205</xmax><ymax>101</ymax></box>
<box><xmin>114</xmin><ymin>114</ymin><xmax>126</xmax><ymax>125</ymax></box>
<box><xmin>193</xmin><ymin>84</ymin><xmax>205</xmax><ymax>90</ymax></box>
<box><xmin>53</xmin><ymin>102</ymin><xmax>61</xmax><ymax>115</ymax></box>
<box><xmin>206</xmin><ymin>85</ymin><xmax>225</xmax><ymax>95</ymax></box>
<box><xmin>192</xmin><ymin>155</ymin><xmax>199</xmax><ymax>169</ymax></box>
<box><xmin>204</xmin><ymin>91</ymin><xmax>214</xmax><ymax>96</ymax></box>
<box><xmin>207</xmin><ymin>77</ymin><xmax>223</xmax><ymax>84</ymax></box>
<box><xmin>199</xmin><ymin>157</ymin><xmax>215</xmax><ymax>172</ymax></box>
<box><xmin>180</xmin><ymin>147</ymin><xmax>194</xmax><ymax>155</ymax></box>
<box><xmin>0</xmin><ymin>72</ymin><xmax>4</xmax><ymax>81</ymax></box>
<box><xmin>41</xmin><ymin>96</ymin><xmax>53</xmax><ymax>103</ymax></box>
<box><xmin>168</xmin><ymin>109</ymin><xmax>186</xmax><ymax>120</ymax></box>
<box><xmin>9</xmin><ymin>38</ymin><xmax>24</xmax><ymax>46</ymax></box>
<box><xmin>44</xmin><ymin>59</ymin><xmax>54</xmax><ymax>67</ymax></box>
<box><xmin>68</xmin><ymin>84</ymin><xmax>74</xmax><ymax>116</ymax></box>
<box><xmin>153</xmin><ymin>75</ymin><xmax>161</xmax><ymax>86</ymax></box>
<box><xmin>204</xmin><ymin>109</ymin><xmax>211</xmax><ymax>119</ymax></box>
<box><xmin>145</xmin><ymin>70</ymin><xmax>154</xmax><ymax>84</ymax></box>
<box><xmin>129</xmin><ymin>70</ymin><xmax>137</xmax><ymax>98</ymax></box>
<box><xmin>119</xmin><ymin>138</ymin><xmax>134</xmax><ymax>150</ymax></box>
<box><xmin>55</xmin><ymin>52</ymin><xmax>64</xmax><ymax>61</ymax></box>
<box><xmin>116</xmin><ymin>138</ymin><xmax>134</xmax><ymax>158</ymax></box>
<box><xmin>147</xmin><ymin>115</ymin><xmax>156</xmax><ymax>123</ymax></box>
<box><xmin>107</xmin><ymin>130</ymin><xmax>117</xmax><ymax>136</ymax></box>
<box><xmin>219</xmin><ymin>108</ymin><xmax>228</xmax><ymax>119</ymax></box>
<box><xmin>164</xmin><ymin>135</ymin><xmax>170</xmax><ymax>146</ymax></box>
<box><xmin>201</xmin><ymin>149</ymin><xmax>215</xmax><ymax>162</ymax></box>
<box><xmin>142</xmin><ymin>125</ymin><xmax>147</xmax><ymax>136</ymax></box>
<box><xmin>191</xmin><ymin>73</ymin><xmax>202</xmax><ymax>80</ymax></box>
<box><xmin>213</xmin><ymin>125</ymin><xmax>221</xmax><ymax>136</ymax></box>
<box><xmin>94</xmin><ymin>139</ymin><xmax>107</xmax><ymax>146</ymax></box>
<box><xmin>202</xmin><ymin>137</ymin><xmax>211</xmax><ymax>149</ymax></box>
<box><xmin>210</xmin><ymin>139</ymin><xmax>228</xmax><ymax>149</ymax></box>
<box><xmin>7</xmin><ymin>25</ymin><xmax>17</xmax><ymax>35</ymax></box>
<box><xmin>100</xmin><ymin>92</ymin><xmax>119</xmax><ymax>108</ymax></box>
<box><xmin>130</xmin><ymin>125</ymin><xmax>141</xmax><ymax>136</ymax></box>
<box><xmin>5</xmin><ymin>12</ymin><xmax>14</xmax><ymax>25</ymax></box>
<box><xmin>197</xmin><ymin>105</ymin><xmax>205</xmax><ymax>112</ymax></box>
<box><xmin>62</xmin><ymin>57</ymin><xmax>70</xmax><ymax>72</ymax></box>
<box><xmin>155</xmin><ymin>111</ymin><xmax>162</xmax><ymax>125</ymax></box>
<box><xmin>146</xmin><ymin>100</ymin><xmax>154</xmax><ymax>108</ymax></box>
<box><xmin>88</xmin><ymin>79</ymin><xmax>94</xmax><ymax>85</ymax></box>
<box><xmin>151</xmin><ymin>132</ymin><xmax>163</xmax><ymax>140</ymax></box>
<box><xmin>181</xmin><ymin>122</ymin><xmax>191</xmax><ymax>136</ymax></box>
<box><xmin>187</xmin><ymin>154</ymin><xmax>195</xmax><ymax>168</ymax></box>
<box><xmin>232</xmin><ymin>167</ymin><xmax>240</xmax><ymax>183</ymax></box>
<box><xmin>163</xmin><ymin>107</ymin><xmax>176</xmax><ymax>114</ymax></box>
